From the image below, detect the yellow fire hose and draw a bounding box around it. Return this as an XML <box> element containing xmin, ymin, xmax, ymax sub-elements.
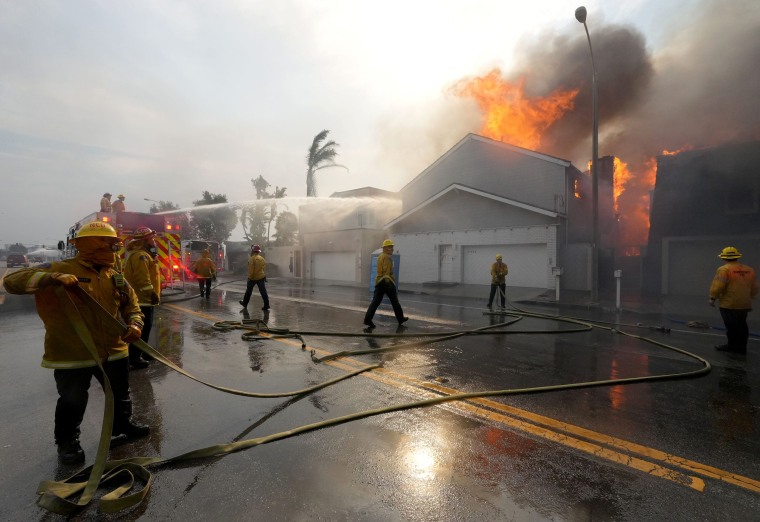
<box><xmin>36</xmin><ymin>285</ymin><xmax>711</xmax><ymax>515</ymax></box>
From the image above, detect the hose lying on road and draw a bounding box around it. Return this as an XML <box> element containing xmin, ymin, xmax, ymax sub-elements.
<box><xmin>36</xmin><ymin>286</ymin><xmax>712</xmax><ymax>516</ymax></box>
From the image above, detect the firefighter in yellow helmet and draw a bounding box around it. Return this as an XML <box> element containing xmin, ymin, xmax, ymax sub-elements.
<box><xmin>239</xmin><ymin>244</ymin><xmax>269</xmax><ymax>310</ymax></box>
<box><xmin>363</xmin><ymin>239</ymin><xmax>408</xmax><ymax>328</ymax></box>
<box><xmin>123</xmin><ymin>226</ymin><xmax>161</xmax><ymax>369</ymax></box>
<box><xmin>192</xmin><ymin>248</ymin><xmax>217</xmax><ymax>299</ymax></box>
<box><xmin>112</xmin><ymin>194</ymin><xmax>126</xmax><ymax>213</ymax></box>
<box><xmin>487</xmin><ymin>254</ymin><xmax>509</xmax><ymax>308</ymax></box>
<box><xmin>2</xmin><ymin>221</ymin><xmax>150</xmax><ymax>464</ymax></box>
<box><xmin>709</xmin><ymin>247</ymin><xmax>758</xmax><ymax>354</ymax></box>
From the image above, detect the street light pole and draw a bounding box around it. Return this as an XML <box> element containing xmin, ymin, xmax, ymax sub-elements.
<box><xmin>575</xmin><ymin>5</ymin><xmax>599</xmax><ymax>302</ymax></box>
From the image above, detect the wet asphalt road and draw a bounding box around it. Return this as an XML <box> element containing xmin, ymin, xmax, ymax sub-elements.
<box><xmin>1</xmin><ymin>275</ymin><xmax>759</xmax><ymax>521</ymax></box>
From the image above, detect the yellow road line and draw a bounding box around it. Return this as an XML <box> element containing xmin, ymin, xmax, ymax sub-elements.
<box><xmin>165</xmin><ymin>304</ymin><xmax>760</xmax><ymax>494</ymax></box>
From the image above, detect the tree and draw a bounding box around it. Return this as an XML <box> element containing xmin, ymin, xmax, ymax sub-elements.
<box><xmin>273</xmin><ymin>211</ymin><xmax>299</xmax><ymax>246</ymax></box>
<box><xmin>240</xmin><ymin>176</ymin><xmax>288</xmax><ymax>245</ymax></box>
<box><xmin>306</xmin><ymin>129</ymin><xmax>347</xmax><ymax>197</ymax></box>
<box><xmin>189</xmin><ymin>192</ymin><xmax>238</xmax><ymax>243</ymax></box>
<box><xmin>149</xmin><ymin>200</ymin><xmax>195</xmax><ymax>238</ymax></box>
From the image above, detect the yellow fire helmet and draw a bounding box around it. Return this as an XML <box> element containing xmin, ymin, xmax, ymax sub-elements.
<box><xmin>496</xmin><ymin>254</ymin><xmax>503</xmax><ymax>260</ymax></box>
<box><xmin>718</xmin><ymin>246</ymin><xmax>742</xmax><ymax>260</ymax></box>
<box><xmin>382</xmin><ymin>239</ymin><xmax>394</xmax><ymax>248</ymax></box>
<box><xmin>75</xmin><ymin>221</ymin><xmax>118</xmax><ymax>239</ymax></box>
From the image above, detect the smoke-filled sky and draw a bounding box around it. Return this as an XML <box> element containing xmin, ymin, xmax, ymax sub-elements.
<box><xmin>1</xmin><ymin>0</ymin><xmax>758</xmax><ymax>245</ymax></box>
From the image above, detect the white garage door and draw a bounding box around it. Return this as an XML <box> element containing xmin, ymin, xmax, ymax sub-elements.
<box><xmin>312</xmin><ymin>251</ymin><xmax>356</xmax><ymax>282</ymax></box>
<box><xmin>462</xmin><ymin>244</ymin><xmax>548</xmax><ymax>288</ymax></box>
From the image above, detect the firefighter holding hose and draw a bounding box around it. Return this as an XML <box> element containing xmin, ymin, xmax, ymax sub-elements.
<box><xmin>2</xmin><ymin>221</ymin><xmax>150</xmax><ymax>464</ymax></box>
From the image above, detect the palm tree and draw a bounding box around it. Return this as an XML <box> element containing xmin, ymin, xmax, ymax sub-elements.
<box><xmin>306</xmin><ymin>130</ymin><xmax>347</xmax><ymax>197</ymax></box>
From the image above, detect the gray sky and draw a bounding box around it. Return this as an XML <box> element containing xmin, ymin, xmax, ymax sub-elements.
<box><xmin>1</xmin><ymin>0</ymin><xmax>756</xmax><ymax>246</ymax></box>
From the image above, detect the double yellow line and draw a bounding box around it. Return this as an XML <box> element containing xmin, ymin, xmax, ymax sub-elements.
<box><xmin>168</xmin><ymin>303</ymin><xmax>760</xmax><ymax>495</ymax></box>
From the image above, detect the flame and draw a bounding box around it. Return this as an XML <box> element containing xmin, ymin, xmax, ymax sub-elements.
<box><xmin>613</xmin><ymin>158</ymin><xmax>634</xmax><ymax>213</ymax></box>
<box><xmin>453</xmin><ymin>68</ymin><xmax>578</xmax><ymax>150</ymax></box>
<box><xmin>614</xmin><ymin>157</ymin><xmax>658</xmax><ymax>247</ymax></box>
<box><xmin>574</xmin><ymin>179</ymin><xmax>582</xmax><ymax>199</ymax></box>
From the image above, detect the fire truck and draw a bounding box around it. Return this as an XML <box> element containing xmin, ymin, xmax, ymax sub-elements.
<box><xmin>66</xmin><ymin>211</ymin><xmax>183</xmax><ymax>288</ymax></box>
<box><xmin>181</xmin><ymin>240</ymin><xmax>225</xmax><ymax>281</ymax></box>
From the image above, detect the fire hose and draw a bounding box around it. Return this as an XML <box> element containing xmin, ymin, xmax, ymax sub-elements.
<box><xmin>36</xmin><ymin>285</ymin><xmax>711</xmax><ymax>515</ymax></box>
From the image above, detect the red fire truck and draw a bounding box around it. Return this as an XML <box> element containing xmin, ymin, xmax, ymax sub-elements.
<box><xmin>66</xmin><ymin>211</ymin><xmax>183</xmax><ymax>288</ymax></box>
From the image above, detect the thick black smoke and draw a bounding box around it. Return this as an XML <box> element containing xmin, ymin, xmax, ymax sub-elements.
<box><xmin>514</xmin><ymin>0</ymin><xmax>760</xmax><ymax>167</ymax></box>
<box><xmin>376</xmin><ymin>0</ymin><xmax>760</xmax><ymax>194</ymax></box>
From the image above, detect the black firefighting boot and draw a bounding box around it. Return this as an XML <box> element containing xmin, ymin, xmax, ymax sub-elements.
<box><xmin>57</xmin><ymin>439</ymin><xmax>85</xmax><ymax>465</ymax></box>
<box><xmin>129</xmin><ymin>345</ymin><xmax>149</xmax><ymax>369</ymax></box>
<box><xmin>111</xmin><ymin>398</ymin><xmax>150</xmax><ymax>447</ymax></box>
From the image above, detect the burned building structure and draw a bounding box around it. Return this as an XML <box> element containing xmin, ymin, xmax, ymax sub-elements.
<box><xmin>643</xmin><ymin>141</ymin><xmax>760</xmax><ymax>296</ymax></box>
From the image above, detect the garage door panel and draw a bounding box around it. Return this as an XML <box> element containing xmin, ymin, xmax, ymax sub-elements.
<box><xmin>463</xmin><ymin>244</ymin><xmax>547</xmax><ymax>287</ymax></box>
<box><xmin>312</xmin><ymin>252</ymin><xmax>355</xmax><ymax>282</ymax></box>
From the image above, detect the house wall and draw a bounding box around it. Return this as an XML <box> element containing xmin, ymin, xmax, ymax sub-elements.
<box><xmin>644</xmin><ymin>141</ymin><xmax>760</xmax><ymax>295</ymax></box>
<box><xmin>301</xmin><ymin>228</ymin><xmax>388</xmax><ymax>285</ymax></box>
<box><xmin>393</xmin><ymin>225</ymin><xmax>558</xmax><ymax>289</ymax></box>
<box><xmin>401</xmin><ymin>136</ymin><xmax>568</xmax><ymax>214</ymax></box>
<box><xmin>392</xmin><ymin>189</ymin><xmax>557</xmax><ymax>234</ymax></box>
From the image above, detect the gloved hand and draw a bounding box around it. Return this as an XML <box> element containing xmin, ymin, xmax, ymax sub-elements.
<box><xmin>708</xmin><ymin>298</ymin><xmax>716</xmax><ymax>307</ymax></box>
<box><xmin>123</xmin><ymin>323</ymin><xmax>142</xmax><ymax>343</ymax></box>
<box><xmin>150</xmin><ymin>292</ymin><xmax>160</xmax><ymax>305</ymax></box>
<box><xmin>45</xmin><ymin>273</ymin><xmax>79</xmax><ymax>287</ymax></box>
<box><xmin>212</xmin><ymin>274</ymin><xmax>217</xmax><ymax>282</ymax></box>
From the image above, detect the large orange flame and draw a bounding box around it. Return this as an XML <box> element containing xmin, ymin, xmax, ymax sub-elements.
<box><xmin>453</xmin><ymin>68</ymin><xmax>578</xmax><ymax>150</ymax></box>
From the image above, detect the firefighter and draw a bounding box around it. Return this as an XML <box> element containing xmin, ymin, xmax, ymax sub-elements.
<box><xmin>192</xmin><ymin>248</ymin><xmax>217</xmax><ymax>299</ymax></box>
<box><xmin>2</xmin><ymin>221</ymin><xmax>150</xmax><ymax>464</ymax></box>
<box><xmin>123</xmin><ymin>226</ymin><xmax>161</xmax><ymax>369</ymax></box>
<box><xmin>112</xmin><ymin>194</ymin><xmax>126</xmax><ymax>213</ymax></box>
<box><xmin>487</xmin><ymin>254</ymin><xmax>509</xmax><ymax>308</ymax></box>
<box><xmin>239</xmin><ymin>244</ymin><xmax>270</xmax><ymax>310</ymax></box>
<box><xmin>100</xmin><ymin>192</ymin><xmax>112</xmax><ymax>212</ymax></box>
<box><xmin>363</xmin><ymin>239</ymin><xmax>408</xmax><ymax>329</ymax></box>
<box><xmin>709</xmin><ymin>246</ymin><xmax>758</xmax><ymax>354</ymax></box>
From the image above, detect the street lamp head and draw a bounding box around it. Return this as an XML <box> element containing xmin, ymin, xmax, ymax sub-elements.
<box><xmin>575</xmin><ymin>6</ymin><xmax>587</xmax><ymax>24</ymax></box>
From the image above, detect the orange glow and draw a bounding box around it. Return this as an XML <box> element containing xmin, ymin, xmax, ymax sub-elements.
<box><xmin>614</xmin><ymin>157</ymin><xmax>658</xmax><ymax>246</ymax></box>
<box><xmin>613</xmin><ymin>158</ymin><xmax>634</xmax><ymax>213</ymax></box>
<box><xmin>453</xmin><ymin>68</ymin><xmax>578</xmax><ymax>150</ymax></box>
<box><xmin>662</xmin><ymin>147</ymin><xmax>690</xmax><ymax>156</ymax></box>
<box><xmin>574</xmin><ymin>179</ymin><xmax>582</xmax><ymax>199</ymax></box>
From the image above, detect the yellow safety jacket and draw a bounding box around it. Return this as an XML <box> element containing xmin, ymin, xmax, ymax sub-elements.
<box><xmin>124</xmin><ymin>244</ymin><xmax>161</xmax><ymax>306</ymax></box>
<box><xmin>375</xmin><ymin>253</ymin><xmax>396</xmax><ymax>286</ymax></box>
<box><xmin>709</xmin><ymin>261</ymin><xmax>758</xmax><ymax>310</ymax></box>
<box><xmin>192</xmin><ymin>256</ymin><xmax>217</xmax><ymax>279</ymax></box>
<box><xmin>111</xmin><ymin>199</ymin><xmax>126</xmax><ymax>212</ymax></box>
<box><xmin>491</xmin><ymin>261</ymin><xmax>509</xmax><ymax>284</ymax></box>
<box><xmin>247</xmin><ymin>253</ymin><xmax>266</xmax><ymax>281</ymax></box>
<box><xmin>3</xmin><ymin>258</ymin><xmax>143</xmax><ymax>369</ymax></box>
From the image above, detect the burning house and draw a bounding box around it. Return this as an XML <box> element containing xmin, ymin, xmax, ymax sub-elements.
<box><xmin>643</xmin><ymin>141</ymin><xmax>760</xmax><ymax>296</ymax></box>
<box><xmin>385</xmin><ymin>133</ymin><xmax>615</xmax><ymax>292</ymax></box>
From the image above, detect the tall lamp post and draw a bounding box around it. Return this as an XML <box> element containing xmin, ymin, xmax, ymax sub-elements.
<box><xmin>575</xmin><ymin>5</ymin><xmax>599</xmax><ymax>302</ymax></box>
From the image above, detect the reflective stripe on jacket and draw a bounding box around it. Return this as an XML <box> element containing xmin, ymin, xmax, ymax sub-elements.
<box><xmin>124</xmin><ymin>245</ymin><xmax>161</xmax><ymax>306</ymax></box>
<box><xmin>709</xmin><ymin>261</ymin><xmax>758</xmax><ymax>310</ymax></box>
<box><xmin>375</xmin><ymin>253</ymin><xmax>395</xmax><ymax>286</ymax></box>
<box><xmin>247</xmin><ymin>253</ymin><xmax>266</xmax><ymax>281</ymax></box>
<box><xmin>2</xmin><ymin>258</ymin><xmax>143</xmax><ymax>369</ymax></box>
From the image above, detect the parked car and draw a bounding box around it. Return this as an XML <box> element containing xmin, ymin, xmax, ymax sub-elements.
<box><xmin>6</xmin><ymin>254</ymin><xmax>30</xmax><ymax>267</ymax></box>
